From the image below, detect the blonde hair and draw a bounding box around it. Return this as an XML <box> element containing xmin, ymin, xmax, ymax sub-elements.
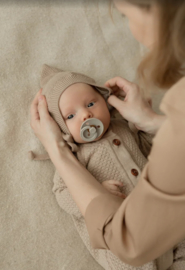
<box><xmin>110</xmin><ymin>0</ymin><xmax>185</xmax><ymax>91</ymax></box>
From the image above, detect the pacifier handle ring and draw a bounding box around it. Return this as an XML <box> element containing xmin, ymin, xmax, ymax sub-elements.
<box><xmin>81</xmin><ymin>126</ymin><xmax>98</xmax><ymax>141</ymax></box>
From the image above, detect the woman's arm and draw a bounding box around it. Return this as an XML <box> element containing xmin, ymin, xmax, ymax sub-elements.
<box><xmin>52</xmin><ymin>170</ymin><xmax>82</xmax><ymax>218</ymax></box>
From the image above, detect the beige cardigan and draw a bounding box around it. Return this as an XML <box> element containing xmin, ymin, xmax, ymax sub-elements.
<box><xmin>52</xmin><ymin>115</ymin><xmax>184</xmax><ymax>269</ymax></box>
<box><xmin>83</xmin><ymin>76</ymin><xmax>185</xmax><ymax>268</ymax></box>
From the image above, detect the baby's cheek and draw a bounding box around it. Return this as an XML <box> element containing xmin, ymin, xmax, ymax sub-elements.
<box><xmin>67</xmin><ymin>122</ymin><xmax>82</xmax><ymax>142</ymax></box>
<box><xmin>66</xmin><ymin>122</ymin><xmax>75</xmax><ymax>135</ymax></box>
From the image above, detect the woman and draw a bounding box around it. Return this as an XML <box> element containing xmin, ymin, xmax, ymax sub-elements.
<box><xmin>30</xmin><ymin>0</ymin><xmax>185</xmax><ymax>267</ymax></box>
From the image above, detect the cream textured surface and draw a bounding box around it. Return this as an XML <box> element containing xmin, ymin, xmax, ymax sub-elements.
<box><xmin>0</xmin><ymin>1</ymin><xmax>164</xmax><ymax>269</ymax></box>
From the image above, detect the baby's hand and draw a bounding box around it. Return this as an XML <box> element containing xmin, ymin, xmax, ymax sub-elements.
<box><xmin>102</xmin><ymin>180</ymin><xmax>126</xmax><ymax>199</ymax></box>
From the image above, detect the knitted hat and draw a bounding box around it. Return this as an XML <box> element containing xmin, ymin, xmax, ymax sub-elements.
<box><xmin>28</xmin><ymin>64</ymin><xmax>112</xmax><ymax>160</ymax></box>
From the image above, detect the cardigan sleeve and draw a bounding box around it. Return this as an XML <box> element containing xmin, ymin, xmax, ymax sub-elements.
<box><xmin>84</xmin><ymin>77</ymin><xmax>185</xmax><ymax>267</ymax></box>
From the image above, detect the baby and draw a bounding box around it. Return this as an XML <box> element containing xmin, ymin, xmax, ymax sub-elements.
<box><xmin>29</xmin><ymin>64</ymin><xmax>185</xmax><ymax>270</ymax></box>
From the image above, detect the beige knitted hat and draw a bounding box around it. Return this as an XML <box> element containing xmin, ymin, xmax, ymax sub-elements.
<box><xmin>28</xmin><ymin>64</ymin><xmax>112</xmax><ymax>160</ymax></box>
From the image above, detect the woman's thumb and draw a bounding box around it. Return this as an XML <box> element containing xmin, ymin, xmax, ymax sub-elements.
<box><xmin>108</xmin><ymin>95</ymin><xmax>124</xmax><ymax>112</ymax></box>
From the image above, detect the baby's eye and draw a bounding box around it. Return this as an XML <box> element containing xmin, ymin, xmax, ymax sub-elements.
<box><xmin>67</xmin><ymin>114</ymin><xmax>74</xmax><ymax>120</ymax></box>
<box><xmin>88</xmin><ymin>102</ymin><xmax>95</xmax><ymax>108</ymax></box>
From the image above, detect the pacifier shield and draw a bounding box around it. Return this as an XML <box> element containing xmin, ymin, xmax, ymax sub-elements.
<box><xmin>80</xmin><ymin>118</ymin><xmax>104</xmax><ymax>142</ymax></box>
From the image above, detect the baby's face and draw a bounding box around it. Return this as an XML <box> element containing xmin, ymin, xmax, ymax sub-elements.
<box><xmin>59</xmin><ymin>83</ymin><xmax>110</xmax><ymax>143</ymax></box>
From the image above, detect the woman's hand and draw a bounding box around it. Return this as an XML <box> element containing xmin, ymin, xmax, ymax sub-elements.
<box><xmin>105</xmin><ymin>77</ymin><xmax>156</xmax><ymax>133</ymax></box>
<box><xmin>30</xmin><ymin>89</ymin><xmax>65</xmax><ymax>153</ymax></box>
<box><xmin>102</xmin><ymin>180</ymin><xmax>126</xmax><ymax>199</ymax></box>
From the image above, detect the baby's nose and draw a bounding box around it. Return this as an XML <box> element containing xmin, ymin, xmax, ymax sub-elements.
<box><xmin>83</xmin><ymin>114</ymin><xmax>92</xmax><ymax>121</ymax></box>
<box><xmin>83</xmin><ymin>110</ymin><xmax>92</xmax><ymax>121</ymax></box>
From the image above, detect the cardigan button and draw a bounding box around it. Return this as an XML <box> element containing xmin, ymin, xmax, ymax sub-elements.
<box><xmin>113</xmin><ymin>139</ymin><xmax>121</xmax><ymax>146</ymax></box>
<box><xmin>131</xmin><ymin>169</ymin><xmax>139</xmax><ymax>176</ymax></box>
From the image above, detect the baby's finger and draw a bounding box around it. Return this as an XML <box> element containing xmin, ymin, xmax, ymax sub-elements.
<box><xmin>111</xmin><ymin>191</ymin><xmax>126</xmax><ymax>199</ymax></box>
<box><xmin>109</xmin><ymin>185</ymin><xmax>121</xmax><ymax>192</ymax></box>
<box><xmin>106</xmin><ymin>180</ymin><xmax>124</xmax><ymax>186</ymax></box>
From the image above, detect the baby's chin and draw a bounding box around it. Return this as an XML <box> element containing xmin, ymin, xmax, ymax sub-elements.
<box><xmin>92</xmin><ymin>128</ymin><xmax>108</xmax><ymax>142</ymax></box>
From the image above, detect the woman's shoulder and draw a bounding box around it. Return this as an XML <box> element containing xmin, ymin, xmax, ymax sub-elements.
<box><xmin>160</xmin><ymin>76</ymin><xmax>185</xmax><ymax>114</ymax></box>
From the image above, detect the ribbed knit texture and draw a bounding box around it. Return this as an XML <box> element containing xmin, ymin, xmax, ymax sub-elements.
<box><xmin>52</xmin><ymin>118</ymin><xmax>175</xmax><ymax>270</ymax></box>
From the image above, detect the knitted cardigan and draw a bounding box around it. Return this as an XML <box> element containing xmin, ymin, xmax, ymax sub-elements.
<box><xmin>52</xmin><ymin>118</ymin><xmax>185</xmax><ymax>270</ymax></box>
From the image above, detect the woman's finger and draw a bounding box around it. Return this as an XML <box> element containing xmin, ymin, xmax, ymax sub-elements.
<box><xmin>107</xmin><ymin>95</ymin><xmax>125</xmax><ymax>113</ymax></box>
<box><xmin>37</xmin><ymin>95</ymin><xmax>50</xmax><ymax>120</ymax></box>
<box><xmin>105</xmin><ymin>83</ymin><xmax>120</xmax><ymax>93</ymax></box>
<box><xmin>105</xmin><ymin>76</ymin><xmax>133</xmax><ymax>94</ymax></box>
<box><xmin>30</xmin><ymin>89</ymin><xmax>42</xmax><ymax>126</ymax></box>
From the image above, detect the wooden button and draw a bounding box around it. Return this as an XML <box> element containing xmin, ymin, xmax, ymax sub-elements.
<box><xmin>131</xmin><ymin>169</ymin><xmax>139</xmax><ymax>176</ymax></box>
<box><xmin>113</xmin><ymin>139</ymin><xmax>121</xmax><ymax>146</ymax></box>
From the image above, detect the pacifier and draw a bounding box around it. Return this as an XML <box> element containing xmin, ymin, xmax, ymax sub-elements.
<box><xmin>80</xmin><ymin>118</ymin><xmax>104</xmax><ymax>142</ymax></box>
